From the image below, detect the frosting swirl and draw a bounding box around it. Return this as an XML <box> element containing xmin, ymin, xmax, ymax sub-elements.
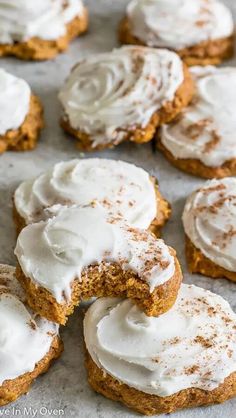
<box><xmin>14</xmin><ymin>158</ymin><xmax>157</xmax><ymax>228</ymax></box>
<box><xmin>59</xmin><ymin>46</ymin><xmax>184</xmax><ymax>147</ymax></box>
<box><xmin>126</xmin><ymin>0</ymin><xmax>234</xmax><ymax>50</ymax></box>
<box><xmin>84</xmin><ymin>284</ymin><xmax>236</xmax><ymax>396</ymax></box>
<box><xmin>183</xmin><ymin>178</ymin><xmax>236</xmax><ymax>272</ymax></box>
<box><xmin>161</xmin><ymin>66</ymin><xmax>236</xmax><ymax>167</ymax></box>
<box><xmin>0</xmin><ymin>0</ymin><xmax>84</xmax><ymax>44</ymax></box>
<box><xmin>0</xmin><ymin>68</ymin><xmax>30</xmax><ymax>135</ymax></box>
<box><xmin>15</xmin><ymin>205</ymin><xmax>175</xmax><ymax>303</ymax></box>
<box><xmin>0</xmin><ymin>264</ymin><xmax>58</xmax><ymax>384</ymax></box>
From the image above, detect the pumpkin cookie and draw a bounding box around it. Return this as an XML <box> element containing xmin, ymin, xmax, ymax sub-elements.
<box><xmin>59</xmin><ymin>45</ymin><xmax>194</xmax><ymax>151</ymax></box>
<box><xmin>159</xmin><ymin>66</ymin><xmax>236</xmax><ymax>178</ymax></box>
<box><xmin>0</xmin><ymin>264</ymin><xmax>63</xmax><ymax>406</ymax></box>
<box><xmin>84</xmin><ymin>284</ymin><xmax>236</xmax><ymax>415</ymax></box>
<box><xmin>119</xmin><ymin>0</ymin><xmax>234</xmax><ymax>66</ymax></box>
<box><xmin>13</xmin><ymin>158</ymin><xmax>170</xmax><ymax>236</ymax></box>
<box><xmin>0</xmin><ymin>69</ymin><xmax>43</xmax><ymax>153</ymax></box>
<box><xmin>15</xmin><ymin>205</ymin><xmax>182</xmax><ymax>325</ymax></box>
<box><xmin>0</xmin><ymin>0</ymin><xmax>88</xmax><ymax>61</ymax></box>
<box><xmin>183</xmin><ymin>178</ymin><xmax>236</xmax><ymax>282</ymax></box>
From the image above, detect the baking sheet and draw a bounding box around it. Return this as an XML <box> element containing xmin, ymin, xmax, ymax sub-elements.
<box><xmin>0</xmin><ymin>0</ymin><xmax>236</xmax><ymax>417</ymax></box>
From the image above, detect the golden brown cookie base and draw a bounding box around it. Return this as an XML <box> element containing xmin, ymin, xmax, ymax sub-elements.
<box><xmin>13</xmin><ymin>203</ymin><xmax>27</xmax><ymax>237</ymax></box>
<box><xmin>85</xmin><ymin>351</ymin><xmax>236</xmax><ymax>415</ymax></box>
<box><xmin>119</xmin><ymin>17</ymin><xmax>234</xmax><ymax>66</ymax></box>
<box><xmin>60</xmin><ymin>64</ymin><xmax>194</xmax><ymax>151</ymax></box>
<box><xmin>150</xmin><ymin>178</ymin><xmax>171</xmax><ymax>237</ymax></box>
<box><xmin>0</xmin><ymin>336</ymin><xmax>63</xmax><ymax>406</ymax></box>
<box><xmin>16</xmin><ymin>253</ymin><xmax>182</xmax><ymax>325</ymax></box>
<box><xmin>0</xmin><ymin>10</ymin><xmax>88</xmax><ymax>61</ymax></box>
<box><xmin>0</xmin><ymin>95</ymin><xmax>44</xmax><ymax>154</ymax></box>
<box><xmin>185</xmin><ymin>235</ymin><xmax>236</xmax><ymax>282</ymax></box>
<box><xmin>12</xmin><ymin>175</ymin><xmax>171</xmax><ymax>237</ymax></box>
<box><xmin>157</xmin><ymin>140</ymin><xmax>236</xmax><ymax>179</ymax></box>
<box><xmin>177</xmin><ymin>36</ymin><xmax>234</xmax><ymax>66</ymax></box>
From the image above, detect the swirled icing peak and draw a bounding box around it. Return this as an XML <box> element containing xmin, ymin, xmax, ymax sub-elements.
<box><xmin>0</xmin><ymin>68</ymin><xmax>30</xmax><ymax>135</ymax></box>
<box><xmin>84</xmin><ymin>284</ymin><xmax>236</xmax><ymax>396</ymax></box>
<box><xmin>58</xmin><ymin>46</ymin><xmax>184</xmax><ymax>147</ymax></box>
<box><xmin>0</xmin><ymin>264</ymin><xmax>58</xmax><ymax>384</ymax></box>
<box><xmin>161</xmin><ymin>66</ymin><xmax>236</xmax><ymax>167</ymax></box>
<box><xmin>15</xmin><ymin>205</ymin><xmax>175</xmax><ymax>303</ymax></box>
<box><xmin>0</xmin><ymin>0</ymin><xmax>84</xmax><ymax>43</ymax></box>
<box><xmin>126</xmin><ymin>0</ymin><xmax>234</xmax><ymax>50</ymax></box>
<box><xmin>183</xmin><ymin>178</ymin><xmax>236</xmax><ymax>272</ymax></box>
<box><xmin>14</xmin><ymin>158</ymin><xmax>157</xmax><ymax>228</ymax></box>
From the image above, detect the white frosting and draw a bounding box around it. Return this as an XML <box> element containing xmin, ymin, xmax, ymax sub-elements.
<box><xmin>183</xmin><ymin>178</ymin><xmax>236</xmax><ymax>272</ymax></box>
<box><xmin>0</xmin><ymin>69</ymin><xmax>30</xmax><ymax>135</ymax></box>
<box><xmin>84</xmin><ymin>284</ymin><xmax>236</xmax><ymax>397</ymax></box>
<box><xmin>161</xmin><ymin>66</ymin><xmax>236</xmax><ymax>167</ymax></box>
<box><xmin>127</xmin><ymin>0</ymin><xmax>234</xmax><ymax>50</ymax></box>
<box><xmin>0</xmin><ymin>0</ymin><xmax>84</xmax><ymax>44</ymax></box>
<box><xmin>0</xmin><ymin>264</ymin><xmax>59</xmax><ymax>385</ymax></box>
<box><xmin>14</xmin><ymin>158</ymin><xmax>157</xmax><ymax>229</ymax></box>
<box><xmin>58</xmin><ymin>46</ymin><xmax>184</xmax><ymax>147</ymax></box>
<box><xmin>14</xmin><ymin>205</ymin><xmax>175</xmax><ymax>303</ymax></box>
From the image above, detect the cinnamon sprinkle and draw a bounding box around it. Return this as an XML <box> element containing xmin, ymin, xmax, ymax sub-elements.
<box><xmin>184</xmin><ymin>365</ymin><xmax>200</xmax><ymax>375</ymax></box>
<box><xmin>194</xmin><ymin>336</ymin><xmax>213</xmax><ymax>348</ymax></box>
<box><xmin>195</xmin><ymin>19</ymin><xmax>207</xmax><ymax>27</ymax></box>
<box><xmin>204</xmin><ymin>130</ymin><xmax>221</xmax><ymax>153</ymax></box>
<box><xmin>184</xmin><ymin>118</ymin><xmax>213</xmax><ymax>140</ymax></box>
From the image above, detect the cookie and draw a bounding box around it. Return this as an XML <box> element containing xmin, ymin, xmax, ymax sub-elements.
<box><xmin>14</xmin><ymin>205</ymin><xmax>182</xmax><ymax>325</ymax></box>
<box><xmin>0</xmin><ymin>69</ymin><xmax>44</xmax><ymax>154</ymax></box>
<box><xmin>0</xmin><ymin>0</ymin><xmax>88</xmax><ymax>61</ymax></box>
<box><xmin>0</xmin><ymin>264</ymin><xmax>63</xmax><ymax>406</ymax></box>
<box><xmin>119</xmin><ymin>0</ymin><xmax>234</xmax><ymax>66</ymax></box>
<box><xmin>159</xmin><ymin>66</ymin><xmax>236</xmax><ymax>178</ymax></box>
<box><xmin>59</xmin><ymin>45</ymin><xmax>194</xmax><ymax>151</ymax></box>
<box><xmin>183</xmin><ymin>178</ymin><xmax>236</xmax><ymax>282</ymax></box>
<box><xmin>84</xmin><ymin>284</ymin><xmax>236</xmax><ymax>415</ymax></box>
<box><xmin>13</xmin><ymin>158</ymin><xmax>170</xmax><ymax>236</ymax></box>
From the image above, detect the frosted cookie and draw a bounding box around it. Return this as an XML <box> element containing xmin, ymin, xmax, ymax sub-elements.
<box><xmin>59</xmin><ymin>46</ymin><xmax>194</xmax><ymax>151</ymax></box>
<box><xmin>0</xmin><ymin>264</ymin><xmax>62</xmax><ymax>406</ymax></box>
<box><xmin>15</xmin><ymin>205</ymin><xmax>182</xmax><ymax>325</ymax></box>
<box><xmin>0</xmin><ymin>69</ymin><xmax>43</xmax><ymax>153</ymax></box>
<box><xmin>0</xmin><ymin>0</ymin><xmax>88</xmax><ymax>61</ymax></box>
<box><xmin>84</xmin><ymin>284</ymin><xmax>236</xmax><ymax>415</ymax></box>
<box><xmin>183</xmin><ymin>178</ymin><xmax>236</xmax><ymax>282</ymax></box>
<box><xmin>13</xmin><ymin>158</ymin><xmax>170</xmax><ymax>236</ymax></box>
<box><xmin>159</xmin><ymin>66</ymin><xmax>236</xmax><ymax>179</ymax></box>
<box><xmin>119</xmin><ymin>0</ymin><xmax>234</xmax><ymax>66</ymax></box>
